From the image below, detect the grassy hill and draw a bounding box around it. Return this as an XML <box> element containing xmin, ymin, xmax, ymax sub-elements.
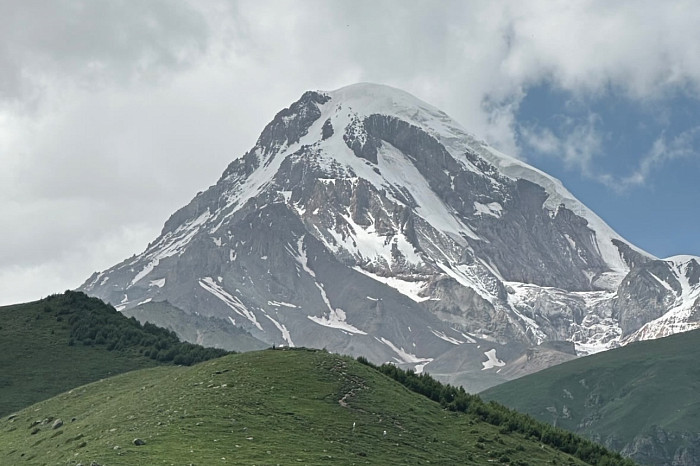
<box><xmin>0</xmin><ymin>348</ymin><xmax>630</xmax><ymax>465</ymax></box>
<box><xmin>482</xmin><ymin>329</ymin><xmax>700</xmax><ymax>465</ymax></box>
<box><xmin>0</xmin><ymin>291</ymin><xmax>228</xmax><ymax>416</ymax></box>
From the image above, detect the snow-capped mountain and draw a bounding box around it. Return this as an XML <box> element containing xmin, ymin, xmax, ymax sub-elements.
<box><xmin>80</xmin><ymin>83</ymin><xmax>700</xmax><ymax>390</ymax></box>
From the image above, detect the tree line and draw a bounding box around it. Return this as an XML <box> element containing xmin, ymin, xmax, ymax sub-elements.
<box><xmin>356</xmin><ymin>356</ymin><xmax>634</xmax><ymax>466</ymax></box>
<box><xmin>46</xmin><ymin>291</ymin><xmax>228</xmax><ymax>366</ymax></box>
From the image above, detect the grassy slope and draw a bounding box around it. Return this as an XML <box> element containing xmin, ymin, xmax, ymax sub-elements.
<box><xmin>0</xmin><ymin>291</ymin><xmax>226</xmax><ymax>417</ymax></box>
<box><xmin>481</xmin><ymin>329</ymin><xmax>700</xmax><ymax>454</ymax></box>
<box><xmin>0</xmin><ymin>349</ymin><xmax>593</xmax><ymax>466</ymax></box>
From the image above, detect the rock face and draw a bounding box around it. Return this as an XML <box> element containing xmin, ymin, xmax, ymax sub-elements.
<box><xmin>123</xmin><ymin>301</ymin><xmax>268</xmax><ymax>352</ymax></box>
<box><xmin>496</xmin><ymin>341</ymin><xmax>577</xmax><ymax>381</ymax></box>
<box><xmin>618</xmin><ymin>428</ymin><xmax>700</xmax><ymax>466</ymax></box>
<box><xmin>79</xmin><ymin>83</ymin><xmax>700</xmax><ymax>389</ymax></box>
<box><xmin>617</xmin><ymin>256</ymin><xmax>700</xmax><ymax>342</ymax></box>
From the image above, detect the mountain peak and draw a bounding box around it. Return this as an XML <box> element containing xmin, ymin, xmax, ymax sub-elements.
<box><xmin>324</xmin><ymin>82</ymin><xmax>450</xmax><ymax>120</ymax></box>
<box><xmin>80</xmin><ymin>83</ymin><xmax>698</xmax><ymax>390</ymax></box>
<box><xmin>310</xmin><ymin>84</ymin><xmax>649</xmax><ymax>274</ymax></box>
<box><xmin>326</xmin><ymin>81</ymin><xmax>415</xmax><ymax>100</ymax></box>
<box><xmin>320</xmin><ymin>82</ymin><xmax>478</xmax><ymax>151</ymax></box>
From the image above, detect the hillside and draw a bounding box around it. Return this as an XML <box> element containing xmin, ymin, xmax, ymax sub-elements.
<box><xmin>0</xmin><ymin>291</ymin><xmax>228</xmax><ymax>416</ymax></box>
<box><xmin>481</xmin><ymin>329</ymin><xmax>700</xmax><ymax>465</ymax></box>
<box><xmin>0</xmin><ymin>348</ymin><xmax>630</xmax><ymax>465</ymax></box>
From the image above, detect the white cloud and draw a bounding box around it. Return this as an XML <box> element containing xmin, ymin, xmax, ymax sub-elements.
<box><xmin>619</xmin><ymin>127</ymin><xmax>700</xmax><ymax>189</ymax></box>
<box><xmin>519</xmin><ymin>113</ymin><xmax>605</xmax><ymax>176</ymax></box>
<box><xmin>520</xmin><ymin>116</ymin><xmax>700</xmax><ymax>192</ymax></box>
<box><xmin>519</xmin><ymin>126</ymin><xmax>560</xmax><ymax>155</ymax></box>
<box><xmin>502</xmin><ymin>1</ymin><xmax>700</xmax><ymax>98</ymax></box>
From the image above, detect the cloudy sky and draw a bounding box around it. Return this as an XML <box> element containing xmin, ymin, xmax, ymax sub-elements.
<box><xmin>1</xmin><ymin>0</ymin><xmax>699</xmax><ymax>305</ymax></box>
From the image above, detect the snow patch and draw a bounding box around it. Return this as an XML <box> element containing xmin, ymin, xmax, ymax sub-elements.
<box><xmin>377</xmin><ymin>337</ymin><xmax>433</xmax><ymax>369</ymax></box>
<box><xmin>430</xmin><ymin>329</ymin><xmax>464</xmax><ymax>345</ymax></box>
<box><xmin>265</xmin><ymin>314</ymin><xmax>295</xmax><ymax>347</ymax></box>
<box><xmin>353</xmin><ymin>267</ymin><xmax>429</xmax><ymax>302</ymax></box>
<box><xmin>647</xmin><ymin>271</ymin><xmax>676</xmax><ymax>294</ymax></box>
<box><xmin>278</xmin><ymin>190</ymin><xmax>293</xmax><ymax>203</ymax></box>
<box><xmin>414</xmin><ymin>361</ymin><xmax>431</xmax><ymax>375</ymax></box>
<box><xmin>267</xmin><ymin>300</ymin><xmax>298</xmax><ymax>308</ymax></box>
<box><xmin>292</xmin><ymin>236</ymin><xmax>316</xmax><ymax>278</ymax></box>
<box><xmin>149</xmin><ymin>278</ymin><xmax>166</xmax><ymax>288</ymax></box>
<box><xmin>473</xmin><ymin>201</ymin><xmax>503</xmax><ymax>218</ymax></box>
<box><xmin>481</xmin><ymin>349</ymin><xmax>505</xmax><ymax>370</ymax></box>
<box><xmin>150</xmin><ymin>210</ymin><xmax>212</xmax><ymax>262</ymax></box>
<box><xmin>130</xmin><ymin>259</ymin><xmax>160</xmax><ymax>286</ymax></box>
<box><xmin>326</xmin><ymin>210</ymin><xmax>422</xmax><ymax>267</ymax></box>
<box><xmin>199</xmin><ymin>277</ymin><xmax>262</xmax><ymax>331</ymax></box>
<box><xmin>308</xmin><ymin>306</ymin><xmax>367</xmax><ymax>335</ymax></box>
